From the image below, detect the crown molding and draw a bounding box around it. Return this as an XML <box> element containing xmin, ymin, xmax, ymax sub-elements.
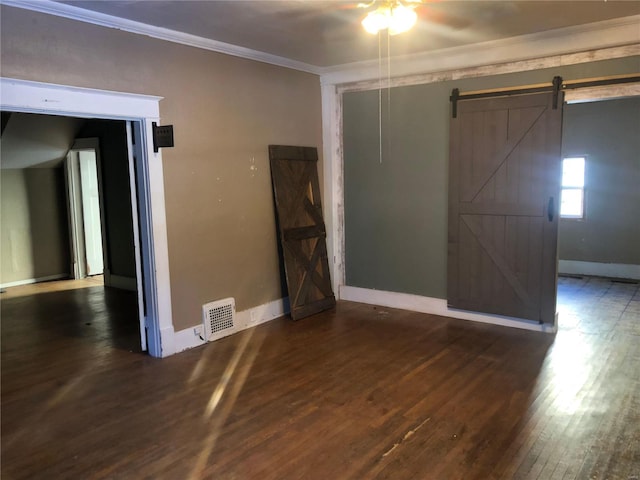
<box><xmin>320</xmin><ymin>14</ymin><xmax>640</xmax><ymax>85</ymax></box>
<box><xmin>1</xmin><ymin>0</ymin><xmax>322</xmax><ymax>75</ymax></box>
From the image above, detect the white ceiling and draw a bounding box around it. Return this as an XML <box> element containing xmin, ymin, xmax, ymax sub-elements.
<box><xmin>54</xmin><ymin>1</ymin><xmax>640</xmax><ymax>68</ymax></box>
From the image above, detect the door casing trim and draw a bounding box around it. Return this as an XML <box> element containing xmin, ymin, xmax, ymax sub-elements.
<box><xmin>321</xmin><ymin>45</ymin><xmax>640</xmax><ymax>318</ymax></box>
<box><xmin>0</xmin><ymin>77</ymin><xmax>174</xmax><ymax>357</ymax></box>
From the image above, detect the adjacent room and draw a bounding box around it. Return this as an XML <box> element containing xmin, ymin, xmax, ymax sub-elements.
<box><xmin>1</xmin><ymin>113</ymin><xmax>145</xmax><ymax>351</ymax></box>
<box><xmin>556</xmin><ymin>97</ymin><xmax>640</xmax><ymax>336</ymax></box>
<box><xmin>1</xmin><ymin>1</ymin><xmax>639</xmax><ymax>478</ymax></box>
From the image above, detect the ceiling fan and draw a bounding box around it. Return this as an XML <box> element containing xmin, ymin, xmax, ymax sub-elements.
<box><xmin>351</xmin><ymin>0</ymin><xmax>471</xmax><ymax>36</ymax></box>
<box><xmin>358</xmin><ymin>0</ymin><xmax>421</xmax><ymax>35</ymax></box>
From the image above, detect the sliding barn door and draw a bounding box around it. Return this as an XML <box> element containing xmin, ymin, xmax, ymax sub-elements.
<box><xmin>448</xmin><ymin>92</ymin><xmax>562</xmax><ymax>324</ymax></box>
<box><xmin>269</xmin><ymin>145</ymin><xmax>335</xmax><ymax>320</ymax></box>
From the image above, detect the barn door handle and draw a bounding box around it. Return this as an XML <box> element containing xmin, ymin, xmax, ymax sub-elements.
<box><xmin>547</xmin><ymin>197</ymin><xmax>554</xmax><ymax>222</ymax></box>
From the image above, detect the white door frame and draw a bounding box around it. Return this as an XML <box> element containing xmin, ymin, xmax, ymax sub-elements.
<box><xmin>320</xmin><ymin>44</ymin><xmax>639</xmax><ymax>333</ymax></box>
<box><xmin>126</xmin><ymin>121</ymin><xmax>149</xmax><ymax>352</ymax></box>
<box><xmin>321</xmin><ymin>45</ymin><xmax>639</xmax><ymax>300</ymax></box>
<box><xmin>0</xmin><ymin>77</ymin><xmax>175</xmax><ymax>357</ymax></box>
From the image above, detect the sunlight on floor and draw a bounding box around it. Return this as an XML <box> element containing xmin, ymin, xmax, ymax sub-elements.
<box><xmin>1</xmin><ymin>275</ymin><xmax>104</xmax><ymax>299</ymax></box>
<box><xmin>549</xmin><ymin>330</ymin><xmax>593</xmax><ymax>415</ymax></box>
<box><xmin>552</xmin><ymin>275</ymin><xmax>639</xmax><ymax>414</ymax></box>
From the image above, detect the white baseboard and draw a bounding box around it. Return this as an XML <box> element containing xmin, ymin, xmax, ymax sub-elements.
<box><xmin>172</xmin><ymin>296</ymin><xmax>290</xmax><ymax>354</ymax></box>
<box><xmin>339</xmin><ymin>285</ymin><xmax>554</xmax><ymax>333</ymax></box>
<box><xmin>159</xmin><ymin>325</ymin><xmax>176</xmax><ymax>358</ymax></box>
<box><xmin>172</xmin><ymin>326</ymin><xmax>206</xmax><ymax>353</ymax></box>
<box><xmin>106</xmin><ymin>274</ymin><xmax>137</xmax><ymax>291</ymax></box>
<box><xmin>0</xmin><ymin>273</ymin><xmax>68</xmax><ymax>289</ymax></box>
<box><xmin>558</xmin><ymin>260</ymin><xmax>640</xmax><ymax>280</ymax></box>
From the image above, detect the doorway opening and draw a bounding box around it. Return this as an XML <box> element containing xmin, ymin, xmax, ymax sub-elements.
<box><xmin>1</xmin><ymin>77</ymin><xmax>171</xmax><ymax>357</ymax></box>
<box><xmin>555</xmin><ymin>95</ymin><xmax>640</xmax><ymax>332</ymax></box>
<box><xmin>1</xmin><ymin>113</ymin><xmax>146</xmax><ymax>352</ymax></box>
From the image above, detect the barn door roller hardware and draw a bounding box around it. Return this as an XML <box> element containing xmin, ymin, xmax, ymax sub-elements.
<box><xmin>552</xmin><ymin>76</ymin><xmax>562</xmax><ymax>110</ymax></box>
<box><xmin>451</xmin><ymin>74</ymin><xmax>640</xmax><ymax>118</ymax></box>
<box><xmin>449</xmin><ymin>76</ymin><xmax>564</xmax><ymax>119</ymax></box>
<box><xmin>450</xmin><ymin>88</ymin><xmax>460</xmax><ymax>119</ymax></box>
<box><xmin>152</xmin><ymin>122</ymin><xmax>174</xmax><ymax>153</ymax></box>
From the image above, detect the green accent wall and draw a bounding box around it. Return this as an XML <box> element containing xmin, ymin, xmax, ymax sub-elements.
<box><xmin>343</xmin><ymin>56</ymin><xmax>640</xmax><ymax>299</ymax></box>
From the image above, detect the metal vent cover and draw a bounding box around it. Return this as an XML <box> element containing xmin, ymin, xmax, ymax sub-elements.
<box><xmin>202</xmin><ymin>298</ymin><xmax>235</xmax><ymax>341</ymax></box>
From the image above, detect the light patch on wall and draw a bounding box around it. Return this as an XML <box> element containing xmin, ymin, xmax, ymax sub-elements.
<box><xmin>1</xmin><ymin>170</ymin><xmax>33</xmax><ymax>281</ymax></box>
<box><xmin>9</xmin><ymin>229</ymin><xmax>30</xmax><ymax>272</ymax></box>
<box><xmin>249</xmin><ymin>156</ymin><xmax>258</xmax><ymax>177</ymax></box>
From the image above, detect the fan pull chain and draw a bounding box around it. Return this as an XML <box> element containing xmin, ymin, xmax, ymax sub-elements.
<box><xmin>378</xmin><ymin>30</ymin><xmax>383</xmax><ymax>164</ymax></box>
<box><xmin>387</xmin><ymin>28</ymin><xmax>391</xmax><ymax>164</ymax></box>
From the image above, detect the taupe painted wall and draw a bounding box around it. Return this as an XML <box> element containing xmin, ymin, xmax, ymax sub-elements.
<box><xmin>559</xmin><ymin>98</ymin><xmax>640</xmax><ymax>265</ymax></box>
<box><xmin>0</xmin><ymin>6</ymin><xmax>322</xmax><ymax>330</ymax></box>
<box><xmin>0</xmin><ymin>168</ymin><xmax>70</xmax><ymax>284</ymax></box>
<box><xmin>343</xmin><ymin>56</ymin><xmax>640</xmax><ymax>299</ymax></box>
<box><xmin>77</xmin><ymin>120</ymin><xmax>136</xmax><ymax>279</ymax></box>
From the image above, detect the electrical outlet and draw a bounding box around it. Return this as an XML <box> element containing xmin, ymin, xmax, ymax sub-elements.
<box><xmin>193</xmin><ymin>326</ymin><xmax>203</xmax><ymax>338</ymax></box>
<box><xmin>250</xmin><ymin>310</ymin><xmax>259</xmax><ymax>325</ymax></box>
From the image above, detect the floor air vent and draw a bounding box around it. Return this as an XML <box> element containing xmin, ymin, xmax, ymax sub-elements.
<box><xmin>202</xmin><ymin>298</ymin><xmax>235</xmax><ymax>341</ymax></box>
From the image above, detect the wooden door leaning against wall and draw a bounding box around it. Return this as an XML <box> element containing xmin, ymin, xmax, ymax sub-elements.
<box><xmin>269</xmin><ymin>145</ymin><xmax>335</xmax><ymax>321</ymax></box>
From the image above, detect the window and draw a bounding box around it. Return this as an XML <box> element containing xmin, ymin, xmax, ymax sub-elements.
<box><xmin>560</xmin><ymin>157</ymin><xmax>585</xmax><ymax>218</ymax></box>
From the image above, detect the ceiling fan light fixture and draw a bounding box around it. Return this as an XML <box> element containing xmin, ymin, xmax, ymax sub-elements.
<box><xmin>361</xmin><ymin>1</ymin><xmax>418</xmax><ymax>35</ymax></box>
<box><xmin>388</xmin><ymin>4</ymin><xmax>417</xmax><ymax>35</ymax></box>
<box><xmin>362</xmin><ymin>8</ymin><xmax>390</xmax><ymax>35</ymax></box>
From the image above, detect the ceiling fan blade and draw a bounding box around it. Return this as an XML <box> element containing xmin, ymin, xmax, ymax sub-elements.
<box><xmin>420</xmin><ymin>5</ymin><xmax>472</xmax><ymax>30</ymax></box>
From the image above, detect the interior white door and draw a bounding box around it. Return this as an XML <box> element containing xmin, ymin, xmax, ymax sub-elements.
<box><xmin>78</xmin><ymin>150</ymin><xmax>104</xmax><ymax>276</ymax></box>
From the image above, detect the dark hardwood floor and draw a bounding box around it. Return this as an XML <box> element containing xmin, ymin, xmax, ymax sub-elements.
<box><xmin>1</xmin><ymin>276</ymin><xmax>638</xmax><ymax>479</ymax></box>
